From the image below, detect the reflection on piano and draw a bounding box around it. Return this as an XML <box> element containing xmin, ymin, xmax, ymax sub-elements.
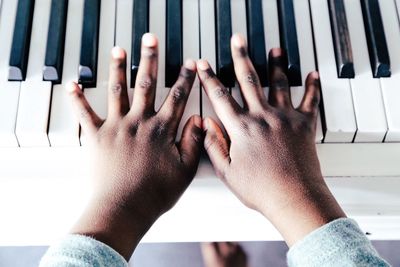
<box><xmin>0</xmin><ymin>0</ymin><xmax>399</xmax><ymax>245</ymax></box>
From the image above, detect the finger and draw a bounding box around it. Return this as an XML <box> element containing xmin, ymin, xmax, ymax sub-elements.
<box><xmin>178</xmin><ymin>115</ymin><xmax>203</xmax><ymax>171</ymax></box>
<box><xmin>203</xmin><ymin>117</ymin><xmax>230</xmax><ymax>179</ymax></box>
<box><xmin>298</xmin><ymin>71</ymin><xmax>321</xmax><ymax>117</ymax></box>
<box><xmin>197</xmin><ymin>60</ymin><xmax>242</xmax><ymax>129</ymax></box>
<box><xmin>218</xmin><ymin>242</ymin><xmax>231</xmax><ymax>256</ymax></box>
<box><xmin>201</xmin><ymin>243</ymin><xmax>220</xmax><ymax>261</ymax></box>
<box><xmin>66</xmin><ymin>82</ymin><xmax>103</xmax><ymax>137</ymax></box>
<box><xmin>231</xmin><ymin>34</ymin><xmax>267</xmax><ymax>111</ymax></box>
<box><xmin>107</xmin><ymin>47</ymin><xmax>130</xmax><ymax>120</ymax></box>
<box><xmin>130</xmin><ymin>33</ymin><xmax>158</xmax><ymax>116</ymax></box>
<box><xmin>158</xmin><ymin>59</ymin><xmax>196</xmax><ymax>132</ymax></box>
<box><xmin>268</xmin><ymin>48</ymin><xmax>292</xmax><ymax>109</ymax></box>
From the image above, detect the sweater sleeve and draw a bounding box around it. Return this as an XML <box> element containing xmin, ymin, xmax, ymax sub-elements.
<box><xmin>39</xmin><ymin>234</ymin><xmax>128</xmax><ymax>267</ymax></box>
<box><xmin>287</xmin><ymin>218</ymin><xmax>391</xmax><ymax>267</ymax></box>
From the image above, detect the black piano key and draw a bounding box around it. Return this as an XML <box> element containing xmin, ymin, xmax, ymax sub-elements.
<box><xmin>43</xmin><ymin>0</ymin><xmax>69</xmax><ymax>83</ymax></box>
<box><xmin>328</xmin><ymin>0</ymin><xmax>354</xmax><ymax>79</ymax></box>
<box><xmin>246</xmin><ymin>0</ymin><xmax>268</xmax><ymax>87</ymax></box>
<box><xmin>277</xmin><ymin>0</ymin><xmax>302</xmax><ymax>86</ymax></box>
<box><xmin>166</xmin><ymin>0</ymin><xmax>182</xmax><ymax>88</ymax></box>
<box><xmin>79</xmin><ymin>0</ymin><xmax>101</xmax><ymax>87</ymax></box>
<box><xmin>216</xmin><ymin>0</ymin><xmax>234</xmax><ymax>88</ymax></box>
<box><xmin>360</xmin><ymin>0</ymin><xmax>391</xmax><ymax>78</ymax></box>
<box><xmin>131</xmin><ymin>0</ymin><xmax>149</xmax><ymax>88</ymax></box>
<box><xmin>8</xmin><ymin>0</ymin><xmax>35</xmax><ymax>81</ymax></box>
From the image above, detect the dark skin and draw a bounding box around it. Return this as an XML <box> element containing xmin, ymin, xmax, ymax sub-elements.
<box><xmin>67</xmin><ymin>33</ymin><xmax>345</xmax><ymax>261</ymax></box>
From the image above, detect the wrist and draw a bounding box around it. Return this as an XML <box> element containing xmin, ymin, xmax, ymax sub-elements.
<box><xmin>71</xmin><ymin>194</ymin><xmax>157</xmax><ymax>260</ymax></box>
<box><xmin>259</xmin><ymin>177</ymin><xmax>346</xmax><ymax>247</ymax></box>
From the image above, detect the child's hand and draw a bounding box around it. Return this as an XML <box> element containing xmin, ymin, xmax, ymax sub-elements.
<box><xmin>67</xmin><ymin>33</ymin><xmax>203</xmax><ymax>259</ymax></box>
<box><xmin>198</xmin><ymin>34</ymin><xmax>345</xmax><ymax>246</ymax></box>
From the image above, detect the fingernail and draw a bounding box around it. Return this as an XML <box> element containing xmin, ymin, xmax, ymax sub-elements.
<box><xmin>232</xmin><ymin>34</ymin><xmax>246</xmax><ymax>48</ymax></box>
<box><xmin>311</xmin><ymin>71</ymin><xmax>320</xmax><ymax>80</ymax></box>
<box><xmin>270</xmin><ymin>48</ymin><xmax>283</xmax><ymax>58</ymax></box>
<box><xmin>142</xmin><ymin>33</ymin><xmax>157</xmax><ymax>47</ymax></box>
<box><xmin>197</xmin><ymin>59</ymin><xmax>210</xmax><ymax>71</ymax></box>
<box><xmin>111</xmin><ymin>46</ymin><xmax>125</xmax><ymax>59</ymax></box>
<box><xmin>184</xmin><ymin>59</ymin><xmax>196</xmax><ymax>71</ymax></box>
<box><xmin>66</xmin><ymin>82</ymin><xmax>78</xmax><ymax>93</ymax></box>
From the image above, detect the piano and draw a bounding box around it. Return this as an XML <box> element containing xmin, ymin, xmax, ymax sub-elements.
<box><xmin>0</xmin><ymin>0</ymin><xmax>400</xmax><ymax>246</ymax></box>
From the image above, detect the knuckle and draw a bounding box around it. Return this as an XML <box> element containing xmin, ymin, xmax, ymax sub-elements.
<box><xmin>252</xmin><ymin>117</ymin><xmax>270</xmax><ymax>134</ymax></box>
<box><xmin>242</xmin><ymin>72</ymin><xmax>259</xmax><ymax>87</ymax></box>
<box><xmin>171</xmin><ymin>85</ymin><xmax>187</xmax><ymax>104</ymax></box>
<box><xmin>149</xmin><ymin>119</ymin><xmax>169</xmax><ymax>141</ymax></box>
<box><xmin>110</xmin><ymin>83</ymin><xmax>123</xmax><ymax>95</ymax></box>
<box><xmin>271</xmin><ymin>110</ymin><xmax>291</xmax><ymax>129</ymax></box>
<box><xmin>137</xmin><ymin>75</ymin><xmax>154</xmax><ymax>90</ymax></box>
<box><xmin>112</xmin><ymin>58</ymin><xmax>126</xmax><ymax>70</ymax></box>
<box><xmin>127</xmin><ymin>120</ymin><xmax>140</xmax><ymax>136</ymax></box>
<box><xmin>202</xmin><ymin>68</ymin><xmax>216</xmax><ymax>81</ymax></box>
<box><xmin>179</xmin><ymin>68</ymin><xmax>195</xmax><ymax>79</ymax></box>
<box><xmin>141</xmin><ymin>47</ymin><xmax>158</xmax><ymax>59</ymax></box>
<box><xmin>294</xmin><ymin>118</ymin><xmax>313</xmax><ymax>133</ymax></box>
<box><xmin>236</xmin><ymin>47</ymin><xmax>248</xmax><ymax>58</ymax></box>
<box><xmin>271</xmin><ymin>72</ymin><xmax>289</xmax><ymax>90</ymax></box>
<box><xmin>310</xmin><ymin>95</ymin><xmax>320</xmax><ymax>108</ymax></box>
<box><xmin>213</xmin><ymin>86</ymin><xmax>229</xmax><ymax>99</ymax></box>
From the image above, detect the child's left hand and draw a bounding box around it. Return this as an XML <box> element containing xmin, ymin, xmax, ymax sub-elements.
<box><xmin>67</xmin><ymin>33</ymin><xmax>203</xmax><ymax>260</ymax></box>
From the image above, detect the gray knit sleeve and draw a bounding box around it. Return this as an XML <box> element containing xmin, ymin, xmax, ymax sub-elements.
<box><xmin>287</xmin><ymin>218</ymin><xmax>390</xmax><ymax>267</ymax></box>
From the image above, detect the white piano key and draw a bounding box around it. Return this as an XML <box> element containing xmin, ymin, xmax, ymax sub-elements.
<box><xmin>380</xmin><ymin>0</ymin><xmax>400</xmax><ymax>142</ymax></box>
<box><xmin>0</xmin><ymin>0</ymin><xmax>20</xmax><ymax>147</ymax></box>
<box><xmin>15</xmin><ymin>0</ymin><xmax>53</xmax><ymax>147</ymax></box>
<box><xmin>115</xmin><ymin>0</ymin><xmax>134</xmax><ymax>104</ymax></box>
<box><xmin>81</xmin><ymin>0</ymin><xmax>116</xmax><ymax>144</ymax></box>
<box><xmin>181</xmin><ymin>0</ymin><xmax>200</xmax><ymax>136</ymax></box>
<box><xmin>344</xmin><ymin>0</ymin><xmax>387</xmax><ymax>142</ymax></box>
<box><xmin>309</xmin><ymin>0</ymin><xmax>356</xmax><ymax>143</ymax></box>
<box><xmin>230</xmin><ymin>0</ymin><xmax>247</xmax><ymax>108</ymax></box>
<box><xmin>48</xmin><ymin>0</ymin><xmax>84</xmax><ymax>147</ymax></box>
<box><xmin>262</xmin><ymin>0</ymin><xmax>279</xmax><ymax>101</ymax></box>
<box><xmin>200</xmin><ymin>0</ymin><xmax>218</xmax><ymax>121</ymax></box>
<box><xmin>292</xmin><ymin>0</ymin><xmax>324</xmax><ymax>143</ymax></box>
<box><xmin>150</xmin><ymin>0</ymin><xmax>168</xmax><ymax>111</ymax></box>
<box><xmin>262</xmin><ymin>0</ymin><xmax>280</xmax><ymax>53</ymax></box>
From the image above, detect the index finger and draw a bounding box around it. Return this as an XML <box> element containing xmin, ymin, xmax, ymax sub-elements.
<box><xmin>197</xmin><ymin>60</ymin><xmax>242</xmax><ymax>128</ymax></box>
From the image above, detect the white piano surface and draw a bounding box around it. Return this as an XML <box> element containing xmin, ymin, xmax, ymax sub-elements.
<box><xmin>0</xmin><ymin>145</ymin><xmax>400</xmax><ymax>246</ymax></box>
<box><xmin>1</xmin><ymin>0</ymin><xmax>400</xmax><ymax>246</ymax></box>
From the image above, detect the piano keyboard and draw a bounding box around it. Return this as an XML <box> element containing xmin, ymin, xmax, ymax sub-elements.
<box><xmin>1</xmin><ymin>0</ymin><xmax>400</xmax><ymax>147</ymax></box>
<box><xmin>1</xmin><ymin>0</ymin><xmax>400</xmax><ymax>245</ymax></box>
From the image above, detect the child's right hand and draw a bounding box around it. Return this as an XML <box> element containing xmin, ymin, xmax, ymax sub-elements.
<box><xmin>197</xmin><ymin>34</ymin><xmax>346</xmax><ymax>246</ymax></box>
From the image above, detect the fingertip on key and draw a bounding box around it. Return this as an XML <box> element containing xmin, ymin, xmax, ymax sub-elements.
<box><xmin>142</xmin><ymin>33</ymin><xmax>158</xmax><ymax>47</ymax></box>
<box><xmin>310</xmin><ymin>71</ymin><xmax>320</xmax><ymax>80</ymax></box>
<box><xmin>270</xmin><ymin>48</ymin><xmax>284</xmax><ymax>58</ymax></box>
<box><xmin>184</xmin><ymin>59</ymin><xmax>196</xmax><ymax>71</ymax></box>
<box><xmin>197</xmin><ymin>59</ymin><xmax>210</xmax><ymax>71</ymax></box>
<box><xmin>231</xmin><ymin>33</ymin><xmax>246</xmax><ymax>48</ymax></box>
<box><xmin>66</xmin><ymin>81</ymin><xmax>79</xmax><ymax>93</ymax></box>
<box><xmin>111</xmin><ymin>46</ymin><xmax>126</xmax><ymax>59</ymax></box>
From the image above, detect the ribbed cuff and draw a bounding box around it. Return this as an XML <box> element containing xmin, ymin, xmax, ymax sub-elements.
<box><xmin>287</xmin><ymin>218</ymin><xmax>390</xmax><ymax>267</ymax></box>
<box><xmin>39</xmin><ymin>234</ymin><xmax>128</xmax><ymax>267</ymax></box>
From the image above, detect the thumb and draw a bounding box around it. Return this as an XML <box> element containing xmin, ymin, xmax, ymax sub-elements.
<box><xmin>178</xmin><ymin>115</ymin><xmax>204</xmax><ymax>171</ymax></box>
<box><xmin>203</xmin><ymin>117</ymin><xmax>230</xmax><ymax>179</ymax></box>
